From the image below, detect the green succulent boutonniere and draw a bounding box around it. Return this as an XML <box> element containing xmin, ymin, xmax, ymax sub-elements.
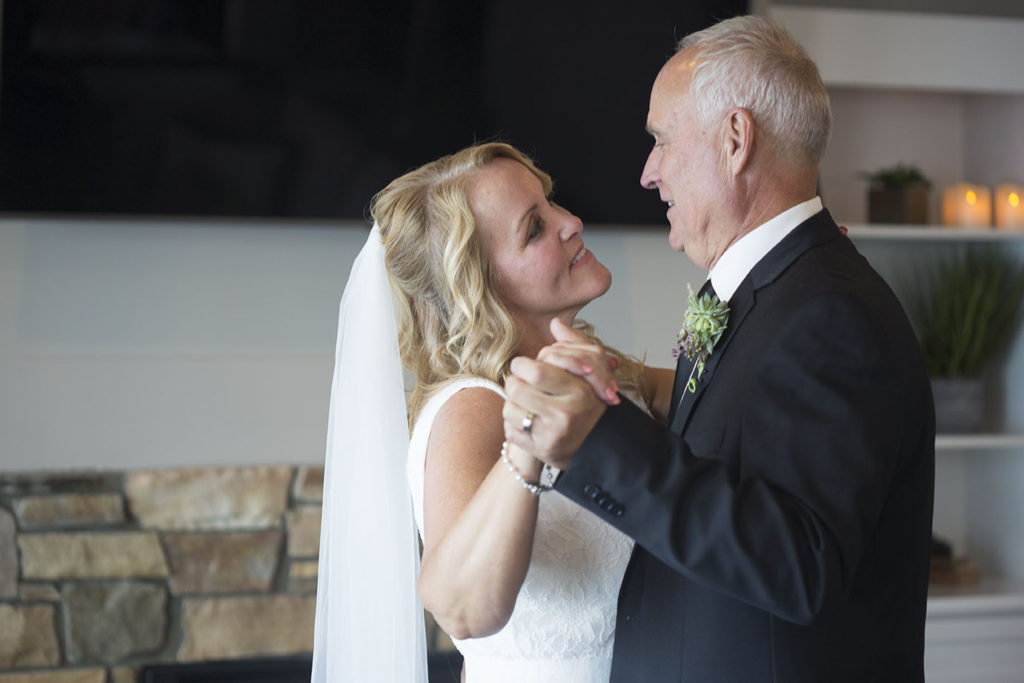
<box><xmin>672</xmin><ymin>284</ymin><xmax>730</xmax><ymax>393</ymax></box>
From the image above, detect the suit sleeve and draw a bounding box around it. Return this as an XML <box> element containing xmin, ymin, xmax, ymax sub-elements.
<box><xmin>556</xmin><ymin>293</ymin><xmax>922</xmax><ymax>625</ymax></box>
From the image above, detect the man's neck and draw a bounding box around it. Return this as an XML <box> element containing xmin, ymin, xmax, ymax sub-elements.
<box><xmin>709</xmin><ymin>196</ymin><xmax>823</xmax><ymax>302</ymax></box>
<box><xmin>709</xmin><ymin>163</ymin><xmax>818</xmax><ymax>269</ymax></box>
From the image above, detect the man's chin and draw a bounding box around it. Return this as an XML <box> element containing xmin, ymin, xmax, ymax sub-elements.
<box><xmin>667</xmin><ymin>225</ymin><xmax>688</xmax><ymax>252</ymax></box>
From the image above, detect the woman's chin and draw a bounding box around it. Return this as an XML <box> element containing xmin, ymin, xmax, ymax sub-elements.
<box><xmin>595</xmin><ymin>263</ymin><xmax>613</xmax><ymax>295</ymax></box>
<box><xmin>580</xmin><ymin>267</ymin><xmax>613</xmax><ymax>308</ymax></box>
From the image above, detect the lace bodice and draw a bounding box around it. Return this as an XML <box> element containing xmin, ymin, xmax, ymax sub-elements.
<box><xmin>408</xmin><ymin>377</ymin><xmax>634</xmax><ymax>683</ymax></box>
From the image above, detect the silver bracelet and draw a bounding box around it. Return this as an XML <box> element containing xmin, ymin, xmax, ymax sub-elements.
<box><xmin>500</xmin><ymin>440</ymin><xmax>548</xmax><ymax>496</ymax></box>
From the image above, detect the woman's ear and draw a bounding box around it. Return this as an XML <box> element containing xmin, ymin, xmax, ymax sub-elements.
<box><xmin>722</xmin><ymin>107</ymin><xmax>755</xmax><ymax>177</ymax></box>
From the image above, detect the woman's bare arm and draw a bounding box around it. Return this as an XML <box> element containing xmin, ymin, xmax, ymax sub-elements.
<box><xmin>417</xmin><ymin>387</ymin><xmax>543</xmax><ymax>640</ymax></box>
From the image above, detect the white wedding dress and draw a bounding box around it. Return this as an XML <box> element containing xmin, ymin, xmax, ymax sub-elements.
<box><xmin>407</xmin><ymin>377</ymin><xmax>634</xmax><ymax>683</ymax></box>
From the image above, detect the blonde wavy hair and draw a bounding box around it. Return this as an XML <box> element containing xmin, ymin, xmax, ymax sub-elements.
<box><xmin>370</xmin><ymin>142</ymin><xmax>646</xmax><ymax>424</ymax></box>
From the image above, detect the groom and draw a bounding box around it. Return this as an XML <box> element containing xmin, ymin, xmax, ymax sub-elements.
<box><xmin>504</xmin><ymin>15</ymin><xmax>934</xmax><ymax>682</ymax></box>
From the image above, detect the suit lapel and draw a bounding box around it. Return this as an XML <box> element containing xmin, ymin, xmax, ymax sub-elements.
<box><xmin>667</xmin><ymin>209</ymin><xmax>844</xmax><ymax>435</ymax></box>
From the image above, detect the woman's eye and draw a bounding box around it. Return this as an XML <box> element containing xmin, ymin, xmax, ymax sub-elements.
<box><xmin>528</xmin><ymin>216</ymin><xmax>543</xmax><ymax>241</ymax></box>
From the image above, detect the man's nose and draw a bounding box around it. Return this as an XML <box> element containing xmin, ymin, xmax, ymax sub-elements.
<box><xmin>640</xmin><ymin>150</ymin><xmax>659</xmax><ymax>190</ymax></box>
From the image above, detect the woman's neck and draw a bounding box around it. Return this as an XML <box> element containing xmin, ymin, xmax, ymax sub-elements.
<box><xmin>514</xmin><ymin>312</ymin><xmax>576</xmax><ymax>359</ymax></box>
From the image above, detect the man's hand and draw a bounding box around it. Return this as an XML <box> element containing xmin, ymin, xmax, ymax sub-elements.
<box><xmin>502</xmin><ymin>319</ymin><xmax>620</xmax><ymax>469</ymax></box>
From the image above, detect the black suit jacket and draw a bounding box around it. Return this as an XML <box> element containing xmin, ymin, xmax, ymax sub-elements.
<box><xmin>557</xmin><ymin>210</ymin><xmax>935</xmax><ymax>682</ymax></box>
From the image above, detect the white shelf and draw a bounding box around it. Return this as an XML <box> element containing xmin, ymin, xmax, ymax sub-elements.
<box><xmin>936</xmin><ymin>434</ymin><xmax>1024</xmax><ymax>451</ymax></box>
<box><xmin>770</xmin><ymin>6</ymin><xmax>1024</xmax><ymax>95</ymax></box>
<box><xmin>928</xmin><ymin>578</ymin><xmax>1024</xmax><ymax>617</ymax></box>
<box><xmin>845</xmin><ymin>225</ymin><xmax>1024</xmax><ymax>241</ymax></box>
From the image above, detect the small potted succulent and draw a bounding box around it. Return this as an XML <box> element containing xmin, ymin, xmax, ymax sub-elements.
<box><xmin>905</xmin><ymin>248</ymin><xmax>1024</xmax><ymax>432</ymax></box>
<box><xmin>862</xmin><ymin>163</ymin><xmax>932</xmax><ymax>225</ymax></box>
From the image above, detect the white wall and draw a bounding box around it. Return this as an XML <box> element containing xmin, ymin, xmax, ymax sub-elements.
<box><xmin>0</xmin><ymin>217</ymin><xmax>701</xmax><ymax>471</ymax></box>
<box><xmin>820</xmin><ymin>89</ymin><xmax>1024</xmax><ymax>225</ymax></box>
<box><xmin>0</xmin><ymin>218</ymin><xmax>358</xmax><ymax>470</ymax></box>
<box><xmin>821</xmin><ymin>89</ymin><xmax>965</xmax><ymax>224</ymax></box>
<box><xmin>4</xmin><ymin>217</ymin><xmax>1019</xmax><ymax>468</ymax></box>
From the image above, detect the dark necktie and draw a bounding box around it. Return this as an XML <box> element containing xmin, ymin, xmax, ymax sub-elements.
<box><xmin>699</xmin><ymin>278</ymin><xmax>717</xmax><ymax>302</ymax></box>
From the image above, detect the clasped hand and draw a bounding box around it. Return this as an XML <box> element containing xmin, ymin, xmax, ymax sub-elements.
<box><xmin>503</xmin><ymin>319</ymin><xmax>622</xmax><ymax>470</ymax></box>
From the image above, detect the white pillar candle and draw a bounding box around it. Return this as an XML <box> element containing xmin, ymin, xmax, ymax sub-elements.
<box><xmin>994</xmin><ymin>183</ymin><xmax>1024</xmax><ymax>230</ymax></box>
<box><xmin>942</xmin><ymin>183</ymin><xmax>992</xmax><ymax>228</ymax></box>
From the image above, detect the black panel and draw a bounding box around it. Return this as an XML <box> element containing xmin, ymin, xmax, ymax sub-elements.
<box><xmin>0</xmin><ymin>0</ymin><xmax>747</xmax><ymax>221</ymax></box>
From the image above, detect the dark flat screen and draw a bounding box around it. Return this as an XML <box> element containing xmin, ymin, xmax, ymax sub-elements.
<box><xmin>0</xmin><ymin>0</ymin><xmax>747</xmax><ymax>222</ymax></box>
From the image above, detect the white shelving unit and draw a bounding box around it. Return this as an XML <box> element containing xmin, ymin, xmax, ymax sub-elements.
<box><xmin>928</xmin><ymin>579</ymin><xmax>1024</xmax><ymax>617</ymax></box>
<box><xmin>935</xmin><ymin>434</ymin><xmax>1024</xmax><ymax>451</ymax></box>
<box><xmin>769</xmin><ymin>4</ymin><xmax>1024</xmax><ymax>678</ymax></box>
<box><xmin>847</xmin><ymin>233</ymin><xmax>1024</xmax><ymax>677</ymax></box>
<box><xmin>847</xmin><ymin>225</ymin><xmax>1024</xmax><ymax>242</ymax></box>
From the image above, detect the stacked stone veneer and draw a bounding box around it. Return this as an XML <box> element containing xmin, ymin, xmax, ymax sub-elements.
<box><xmin>0</xmin><ymin>466</ymin><xmax>326</xmax><ymax>683</ymax></box>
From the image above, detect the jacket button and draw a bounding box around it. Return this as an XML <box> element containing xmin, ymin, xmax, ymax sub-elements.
<box><xmin>595</xmin><ymin>492</ymin><xmax>610</xmax><ymax>506</ymax></box>
<box><xmin>612</xmin><ymin>504</ymin><xmax>625</xmax><ymax>517</ymax></box>
<box><xmin>583</xmin><ymin>484</ymin><xmax>601</xmax><ymax>498</ymax></box>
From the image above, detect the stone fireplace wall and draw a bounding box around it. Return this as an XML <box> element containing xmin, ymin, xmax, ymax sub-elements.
<box><xmin>0</xmin><ymin>465</ymin><xmax>329</xmax><ymax>682</ymax></box>
<box><xmin>0</xmin><ymin>465</ymin><xmax>454</xmax><ymax>682</ymax></box>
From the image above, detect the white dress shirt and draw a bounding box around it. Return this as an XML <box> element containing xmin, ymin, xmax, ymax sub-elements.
<box><xmin>708</xmin><ymin>197</ymin><xmax>823</xmax><ymax>303</ymax></box>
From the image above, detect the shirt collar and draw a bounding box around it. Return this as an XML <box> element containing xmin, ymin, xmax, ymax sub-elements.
<box><xmin>708</xmin><ymin>196</ymin><xmax>823</xmax><ymax>302</ymax></box>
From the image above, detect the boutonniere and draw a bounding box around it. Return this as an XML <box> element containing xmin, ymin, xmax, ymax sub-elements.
<box><xmin>672</xmin><ymin>284</ymin><xmax>730</xmax><ymax>392</ymax></box>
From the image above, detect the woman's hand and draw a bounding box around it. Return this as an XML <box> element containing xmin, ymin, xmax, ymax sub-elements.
<box><xmin>502</xmin><ymin>319</ymin><xmax>618</xmax><ymax>469</ymax></box>
<box><xmin>534</xmin><ymin>319</ymin><xmax>621</xmax><ymax>405</ymax></box>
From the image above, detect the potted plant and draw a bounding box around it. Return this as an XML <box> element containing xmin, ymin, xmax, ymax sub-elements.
<box><xmin>905</xmin><ymin>248</ymin><xmax>1024</xmax><ymax>432</ymax></box>
<box><xmin>862</xmin><ymin>163</ymin><xmax>932</xmax><ymax>224</ymax></box>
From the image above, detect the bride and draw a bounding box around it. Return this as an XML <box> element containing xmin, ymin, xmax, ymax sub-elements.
<box><xmin>311</xmin><ymin>142</ymin><xmax>675</xmax><ymax>682</ymax></box>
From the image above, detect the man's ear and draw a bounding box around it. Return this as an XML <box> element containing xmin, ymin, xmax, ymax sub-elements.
<box><xmin>722</xmin><ymin>107</ymin><xmax>755</xmax><ymax>177</ymax></box>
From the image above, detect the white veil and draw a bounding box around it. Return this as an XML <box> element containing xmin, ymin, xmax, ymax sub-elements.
<box><xmin>311</xmin><ymin>224</ymin><xmax>428</xmax><ymax>682</ymax></box>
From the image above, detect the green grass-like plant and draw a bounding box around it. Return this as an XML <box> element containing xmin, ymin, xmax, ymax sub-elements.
<box><xmin>861</xmin><ymin>163</ymin><xmax>933</xmax><ymax>190</ymax></box>
<box><xmin>906</xmin><ymin>248</ymin><xmax>1024</xmax><ymax>378</ymax></box>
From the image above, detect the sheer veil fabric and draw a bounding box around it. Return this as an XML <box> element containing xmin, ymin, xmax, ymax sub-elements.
<box><xmin>311</xmin><ymin>225</ymin><xmax>429</xmax><ymax>682</ymax></box>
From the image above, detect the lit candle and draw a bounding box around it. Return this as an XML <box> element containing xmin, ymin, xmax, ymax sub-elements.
<box><xmin>995</xmin><ymin>183</ymin><xmax>1024</xmax><ymax>230</ymax></box>
<box><xmin>942</xmin><ymin>183</ymin><xmax>992</xmax><ymax>228</ymax></box>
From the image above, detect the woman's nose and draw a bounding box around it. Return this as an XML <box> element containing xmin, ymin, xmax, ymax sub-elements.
<box><xmin>560</xmin><ymin>211</ymin><xmax>583</xmax><ymax>240</ymax></box>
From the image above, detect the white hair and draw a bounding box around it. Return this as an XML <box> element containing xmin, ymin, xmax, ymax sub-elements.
<box><xmin>678</xmin><ymin>15</ymin><xmax>832</xmax><ymax>165</ymax></box>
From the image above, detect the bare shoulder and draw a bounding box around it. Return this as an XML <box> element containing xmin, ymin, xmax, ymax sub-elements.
<box><xmin>422</xmin><ymin>385</ymin><xmax>507</xmax><ymax>539</ymax></box>
<box><xmin>426</xmin><ymin>386</ymin><xmax>506</xmax><ymax>477</ymax></box>
<box><xmin>431</xmin><ymin>386</ymin><xmax>504</xmax><ymax>441</ymax></box>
